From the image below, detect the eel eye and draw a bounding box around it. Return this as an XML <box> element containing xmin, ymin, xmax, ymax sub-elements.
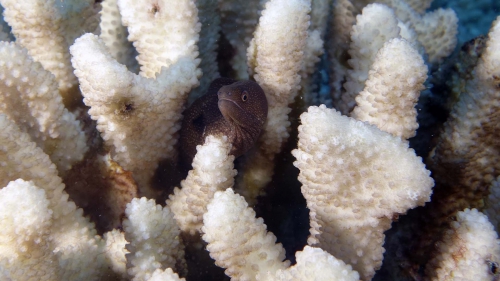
<box><xmin>242</xmin><ymin>92</ymin><xmax>248</xmax><ymax>102</ymax></box>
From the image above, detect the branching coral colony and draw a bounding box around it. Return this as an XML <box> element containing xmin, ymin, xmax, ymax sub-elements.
<box><xmin>0</xmin><ymin>0</ymin><xmax>498</xmax><ymax>280</ymax></box>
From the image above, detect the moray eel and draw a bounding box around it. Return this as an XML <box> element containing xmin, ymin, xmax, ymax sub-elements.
<box><xmin>179</xmin><ymin>77</ymin><xmax>268</xmax><ymax>168</ymax></box>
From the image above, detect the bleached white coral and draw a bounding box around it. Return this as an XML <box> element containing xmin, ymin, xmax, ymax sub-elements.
<box><xmin>203</xmin><ymin>189</ymin><xmax>362</xmax><ymax>281</ymax></box>
<box><xmin>123</xmin><ymin>197</ymin><xmax>185</xmax><ymax>281</ymax></box>
<box><xmin>0</xmin><ymin>41</ymin><xmax>87</xmax><ymax>172</ymax></box>
<box><xmin>0</xmin><ymin>179</ymin><xmax>60</xmax><ymax>280</ymax></box>
<box><xmin>103</xmin><ymin>229</ymin><xmax>129</xmax><ymax>279</ymax></box>
<box><xmin>202</xmin><ymin>188</ymin><xmax>289</xmax><ymax>281</ymax></box>
<box><xmin>117</xmin><ymin>0</ymin><xmax>201</xmax><ymax>78</ymax></box>
<box><xmin>413</xmin><ymin>8</ymin><xmax>458</xmax><ymax>63</ymax></box>
<box><xmin>0</xmin><ymin>114</ymin><xmax>108</xmax><ymax>280</ymax></box>
<box><xmin>0</xmin><ymin>114</ymin><xmax>188</xmax><ymax>280</ymax></box>
<box><xmin>239</xmin><ymin>0</ymin><xmax>311</xmax><ymax>203</ymax></box>
<box><xmin>248</xmin><ymin>0</ymin><xmax>311</xmax><ymax>153</ymax></box>
<box><xmin>445</xmin><ymin>15</ymin><xmax>500</xmax><ymax>156</ymax></box>
<box><xmin>429</xmin><ymin>16</ymin><xmax>500</xmax><ymax>202</ymax></box>
<box><xmin>0</xmin><ymin>0</ymin><xmax>100</xmax><ymax>101</ymax></box>
<box><xmin>147</xmin><ymin>268</ymin><xmax>185</xmax><ymax>281</ymax></box>
<box><xmin>248</xmin><ymin>0</ymin><xmax>310</xmax><ymax>106</ymax></box>
<box><xmin>70</xmin><ymin>33</ymin><xmax>200</xmax><ymax>196</ymax></box>
<box><xmin>292</xmin><ymin>105</ymin><xmax>434</xmax><ymax>280</ymax></box>
<box><xmin>426</xmin><ymin>209</ymin><xmax>500</xmax><ymax>281</ymax></box>
<box><xmin>405</xmin><ymin>0</ymin><xmax>433</xmax><ymax>14</ymax></box>
<box><xmin>168</xmin><ymin>135</ymin><xmax>236</xmax><ymax>234</ymax></box>
<box><xmin>351</xmin><ymin>38</ymin><xmax>428</xmax><ymax>139</ymax></box>
<box><xmin>377</xmin><ymin>0</ymin><xmax>458</xmax><ymax>63</ymax></box>
<box><xmin>267</xmin><ymin>246</ymin><xmax>360</xmax><ymax>281</ymax></box>
<box><xmin>328</xmin><ymin>0</ymin><xmax>357</xmax><ymax>104</ymax></box>
<box><xmin>341</xmin><ymin>3</ymin><xmax>400</xmax><ymax>115</ymax></box>
<box><xmin>99</xmin><ymin>0</ymin><xmax>137</xmax><ymax>72</ymax></box>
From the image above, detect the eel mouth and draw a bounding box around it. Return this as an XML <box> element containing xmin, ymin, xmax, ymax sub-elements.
<box><xmin>218</xmin><ymin>98</ymin><xmax>247</xmax><ymax>126</ymax></box>
<box><xmin>218</xmin><ymin>98</ymin><xmax>243</xmax><ymax>112</ymax></box>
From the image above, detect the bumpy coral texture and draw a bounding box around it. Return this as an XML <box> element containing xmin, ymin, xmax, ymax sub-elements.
<box><xmin>413</xmin><ymin>8</ymin><xmax>458</xmax><ymax>63</ymax></box>
<box><xmin>267</xmin><ymin>246</ymin><xmax>361</xmax><ymax>281</ymax></box>
<box><xmin>328</xmin><ymin>0</ymin><xmax>356</xmax><ymax>104</ymax></box>
<box><xmin>70</xmin><ymin>33</ymin><xmax>200</xmax><ymax>196</ymax></box>
<box><xmin>405</xmin><ymin>0</ymin><xmax>433</xmax><ymax>14</ymax></box>
<box><xmin>0</xmin><ymin>114</ymin><xmax>108</xmax><ymax>280</ymax></box>
<box><xmin>442</xmin><ymin>16</ymin><xmax>500</xmax><ymax>159</ymax></box>
<box><xmin>292</xmin><ymin>105</ymin><xmax>433</xmax><ymax>280</ymax></box>
<box><xmin>352</xmin><ymin>38</ymin><xmax>428</xmax><ymax>139</ymax></box>
<box><xmin>0</xmin><ymin>0</ymin><xmax>100</xmax><ymax>100</ymax></box>
<box><xmin>238</xmin><ymin>0</ymin><xmax>311</xmax><ymax>203</ymax></box>
<box><xmin>99</xmin><ymin>0</ymin><xmax>138</xmax><ymax>72</ymax></box>
<box><xmin>0</xmin><ymin>179</ymin><xmax>60</xmax><ymax>280</ymax></box>
<box><xmin>426</xmin><ymin>209</ymin><xmax>500</xmax><ymax>281</ymax></box>
<box><xmin>202</xmin><ymin>188</ymin><xmax>290</xmax><ymax>281</ymax></box>
<box><xmin>428</xmin><ymin>16</ymin><xmax>500</xmax><ymax>233</ymax></box>
<box><xmin>248</xmin><ymin>0</ymin><xmax>310</xmax><ymax>150</ymax></box>
<box><xmin>341</xmin><ymin>3</ymin><xmax>400</xmax><ymax>115</ymax></box>
<box><xmin>168</xmin><ymin>135</ymin><xmax>236</xmax><ymax>234</ymax></box>
<box><xmin>147</xmin><ymin>268</ymin><xmax>185</xmax><ymax>281</ymax></box>
<box><xmin>124</xmin><ymin>197</ymin><xmax>185</xmax><ymax>281</ymax></box>
<box><xmin>103</xmin><ymin>229</ymin><xmax>128</xmax><ymax>279</ymax></box>
<box><xmin>377</xmin><ymin>0</ymin><xmax>458</xmax><ymax>63</ymax></box>
<box><xmin>117</xmin><ymin>0</ymin><xmax>201</xmax><ymax>78</ymax></box>
<box><xmin>0</xmin><ymin>41</ymin><xmax>87</xmax><ymax>172</ymax></box>
<box><xmin>396</xmin><ymin>20</ymin><xmax>422</xmax><ymax>51</ymax></box>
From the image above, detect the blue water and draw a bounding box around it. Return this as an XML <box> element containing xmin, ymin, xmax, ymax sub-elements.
<box><xmin>432</xmin><ymin>0</ymin><xmax>500</xmax><ymax>44</ymax></box>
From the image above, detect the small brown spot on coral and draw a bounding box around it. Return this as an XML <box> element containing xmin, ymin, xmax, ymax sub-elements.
<box><xmin>451</xmin><ymin>244</ymin><xmax>466</xmax><ymax>263</ymax></box>
<box><xmin>115</xmin><ymin>99</ymin><xmax>135</xmax><ymax>118</ymax></box>
<box><xmin>123</xmin><ymin>103</ymin><xmax>134</xmax><ymax>113</ymax></box>
<box><xmin>391</xmin><ymin>213</ymin><xmax>400</xmax><ymax>221</ymax></box>
<box><xmin>150</xmin><ymin>3</ymin><xmax>160</xmax><ymax>14</ymax></box>
<box><xmin>493</xmin><ymin>75</ymin><xmax>500</xmax><ymax>89</ymax></box>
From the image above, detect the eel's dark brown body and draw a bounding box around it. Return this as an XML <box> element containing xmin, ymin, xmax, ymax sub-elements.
<box><xmin>179</xmin><ymin>78</ymin><xmax>268</xmax><ymax>168</ymax></box>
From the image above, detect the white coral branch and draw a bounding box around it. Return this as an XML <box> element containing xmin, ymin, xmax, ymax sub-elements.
<box><xmin>70</xmin><ymin>33</ymin><xmax>200</xmax><ymax>196</ymax></box>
